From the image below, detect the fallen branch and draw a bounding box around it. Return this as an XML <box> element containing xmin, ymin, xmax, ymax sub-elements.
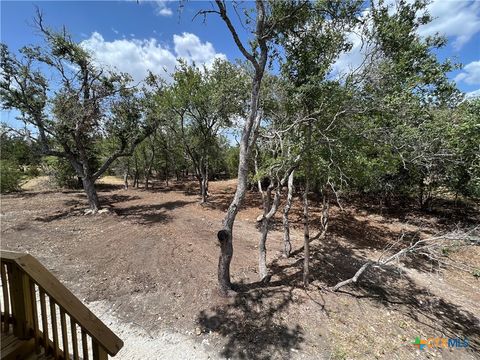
<box><xmin>329</xmin><ymin>226</ymin><xmax>479</xmax><ymax>292</ymax></box>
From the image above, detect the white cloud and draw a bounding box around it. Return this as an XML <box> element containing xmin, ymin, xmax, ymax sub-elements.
<box><xmin>173</xmin><ymin>32</ymin><xmax>226</xmax><ymax>67</ymax></box>
<box><xmin>157</xmin><ymin>7</ymin><xmax>173</xmax><ymax>17</ymax></box>
<box><xmin>134</xmin><ymin>0</ymin><xmax>173</xmax><ymax>17</ymax></box>
<box><xmin>418</xmin><ymin>0</ymin><xmax>480</xmax><ymax>50</ymax></box>
<box><xmin>332</xmin><ymin>0</ymin><xmax>480</xmax><ymax>76</ymax></box>
<box><xmin>153</xmin><ymin>1</ymin><xmax>173</xmax><ymax>17</ymax></box>
<box><xmin>330</xmin><ymin>30</ymin><xmax>368</xmax><ymax>76</ymax></box>
<box><xmin>455</xmin><ymin>60</ymin><xmax>480</xmax><ymax>85</ymax></box>
<box><xmin>465</xmin><ymin>88</ymin><xmax>480</xmax><ymax>99</ymax></box>
<box><xmin>80</xmin><ymin>32</ymin><xmax>226</xmax><ymax>84</ymax></box>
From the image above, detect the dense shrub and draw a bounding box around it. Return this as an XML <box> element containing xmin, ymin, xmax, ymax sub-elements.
<box><xmin>0</xmin><ymin>160</ymin><xmax>22</xmax><ymax>193</ymax></box>
<box><xmin>42</xmin><ymin>157</ymin><xmax>82</xmax><ymax>189</ymax></box>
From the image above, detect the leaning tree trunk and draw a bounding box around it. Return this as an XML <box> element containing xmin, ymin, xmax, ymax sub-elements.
<box><xmin>217</xmin><ymin>107</ymin><xmax>262</xmax><ymax>296</ymax></box>
<box><xmin>283</xmin><ymin>170</ymin><xmax>295</xmax><ymax>258</ymax></box>
<box><xmin>215</xmin><ymin>0</ymin><xmax>269</xmax><ymax>296</ymax></box>
<box><xmin>82</xmin><ymin>176</ymin><xmax>100</xmax><ymax>212</ymax></box>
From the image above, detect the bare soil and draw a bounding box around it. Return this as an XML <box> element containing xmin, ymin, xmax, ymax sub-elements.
<box><xmin>1</xmin><ymin>176</ymin><xmax>479</xmax><ymax>359</ymax></box>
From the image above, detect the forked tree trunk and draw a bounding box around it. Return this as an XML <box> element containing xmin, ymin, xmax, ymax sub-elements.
<box><xmin>82</xmin><ymin>176</ymin><xmax>100</xmax><ymax>212</ymax></box>
<box><xmin>283</xmin><ymin>170</ymin><xmax>295</xmax><ymax>258</ymax></box>
<box><xmin>215</xmin><ymin>0</ymin><xmax>268</xmax><ymax>296</ymax></box>
<box><xmin>218</xmin><ymin>108</ymin><xmax>262</xmax><ymax>296</ymax></box>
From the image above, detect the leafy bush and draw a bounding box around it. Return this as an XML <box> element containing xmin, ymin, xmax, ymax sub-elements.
<box><xmin>42</xmin><ymin>157</ymin><xmax>82</xmax><ymax>189</ymax></box>
<box><xmin>0</xmin><ymin>160</ymin><xmax>22</xmax><ymax>193</ymax></box>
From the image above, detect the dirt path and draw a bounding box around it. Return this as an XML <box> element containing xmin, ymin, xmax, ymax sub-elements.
<box><xmin>1</xmin><ymin>177</ymin><xmax>479</xmax><ymax>359</ymax></box>
<box><xmin>88</xmin><ymin>301</ymin><xmax>215</xmax><ymax>360</ymax></box>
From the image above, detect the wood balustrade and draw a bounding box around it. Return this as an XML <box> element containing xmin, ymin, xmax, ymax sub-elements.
<box><xmin>0</xmin><ymin>250</ymin><xmax>123</xmax><ymax>360</ymax></box>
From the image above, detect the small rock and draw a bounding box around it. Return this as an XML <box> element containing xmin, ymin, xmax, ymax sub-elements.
<box><xmin>195</xmin><ymin>327</ymin><xmax>202</xmax><ymax>336</ymax></box>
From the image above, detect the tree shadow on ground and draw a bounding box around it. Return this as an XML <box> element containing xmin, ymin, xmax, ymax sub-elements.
<box><xmin>96</xmin><ymin>182</ymin><xmax>125</xmax><ymax>192</ymax></box>
<box><xmin>114</xmin><ymin>200</ymin><xmax>193</xmax><ymax>225</ymax></box>
<box><xmin>3</xmin><ymin>189</ymin><xmax>82</xmax><ymax>199</ymax></box>
<box><xmin>197</xmin><ymin>286</ymin><xmax>305</xmax><ymax>360</ymax></box>
<box><xmin>261</xmin><ymin>238</ymin><xmax>480</xmax><ymax>353</ymax></box>
<box><xmin>33</xmin><ymin>193</ymin><xmax>142</xmax><ymax>222</ymax></box>
<box><xmin>203</xmin><ymin>188</ymin><xmax>263</xmax><ymax>212</ymax></box>
<box><xmin>128</xmin><ymin>180</ymin><xmax>204</xmax><ymax>198</ymax></box>
<box><xmin>346</xmin><ymin>194</ymin><xmax>480</xmax><ymax>228</ymax></box>
<box><xmin>351</xmin><ymin>272</ymin><xmax>480</xmax><ymax>353</ymax></box>
<box><xmin>101</xmin><ymin>193</ymin><xmax>141</xmax><ymax>205</ymax></box>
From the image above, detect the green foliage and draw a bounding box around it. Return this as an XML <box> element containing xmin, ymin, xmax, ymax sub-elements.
<box><xmin>0</xmin><ymin>3</ymin><xmax>477</xmax><ymax>209</ymax></box>
<box><xmin>42</xmin><ymin>156</ymin><xmax>81</xmax><ymax>189</ymax></box>
<box><xmin>0</xmin><ymin>160</ymin><xmax>22</xmax><ymax>193</ymax></box>
<box><xmin>225</xmin><ymin>146</ymin><xmax>240</xmax><ymax>179</ymax></box>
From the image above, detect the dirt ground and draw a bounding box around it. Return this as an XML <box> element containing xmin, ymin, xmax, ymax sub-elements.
<box><xmin>1</xmin><ymin>176</ymin><xmax>479</xmax><ymax>359</ymax></box>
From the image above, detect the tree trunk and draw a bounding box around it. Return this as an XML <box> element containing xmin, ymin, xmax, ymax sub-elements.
<box><xmin>165</xmin><ymin>149</ymin><xmax>169</xmax><ymax>186</ymax></box>
<box><xmin>303</xmin><ymin>180</ymin><xmax>310</xmax><ymax>287</ymax></box>
<box><xmin>215</xmin><ymin>0</ymin><xmax>268</xmax><ymax>296</ymax></box>
<box><xmin>201</xmin><ymin>179</ymin><xmax>208</xmax><ymax>203</ymax></box>
<box><xmin>199</xmin><ymin>162</ymin><xmax>209</xmax><ymax>203</ymax></box>
<box><xmin>419</xmin><ymin>178</ymin><xmax>424</xmax><ymax>209</ymax></box>
<box><xmin>217</xmin><ymin>229</ymin><xmax>234</xmax><ymax>296</ymax></box>
<box><xmin>303</xmin><ymin>120</ymin><xmax>312</xmax><ymax>287</ymax></box>
<box><xmin>218</xmin><ymin>108</ymin><xmax>262</xmax><ymax>296</ymax></box>
<box><xmin>82</xmin><ymin>176</ymin><xmax>100</xmax><ymax>212</ymax></box>
<box><xmin>124</xmin><ymin>171</ymin><xmax>129</xmax><ymax>190</ymax></box>
<box><xmin>258</xmin><ymin>218</ymin><xmax>269</xmax><ymax>281</ymax></box>
<box><xmin>283</xmin><ymin>170</ymin><xmax>294</xmax><ymax>258</ymax></box>
<box><xmin>133</xmin><ymin>155</ymin><xmax>139</xmax><ymax>188</ymax></box>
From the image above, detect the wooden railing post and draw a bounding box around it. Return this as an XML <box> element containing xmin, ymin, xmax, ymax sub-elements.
<box><xmin>1</xmin><ymin>251</ymin><xmax>123</xmax><ymax>358</ymax></box>
<box><xmin>92</xmin><ymin>341</ymin><xmax>108</xmax><ymax>360</ymax></box>
<box><xmin>10</xmin><ymin>263</ymin><xmax>34</xmax><ymax>339</ymax></box>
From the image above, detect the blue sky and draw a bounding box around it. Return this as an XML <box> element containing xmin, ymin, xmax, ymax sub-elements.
<box><xmin>1</xmin><ymin>0</ymin><xmax>480</xmax><ymax>125</ymax></box>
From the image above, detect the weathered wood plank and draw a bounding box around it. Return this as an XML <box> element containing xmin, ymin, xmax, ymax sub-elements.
<box><xmin>29</xmin><ymin>280</ymin><xmax>41</xmax><ymax>354</ymax></box>
<box><xmin>0</xmin><ymin>250</ymin><xmax>123</xmax><ymax>356</ymax></box>
<box><xmin>92</xmin><ymin>340</ymin><xmax>108</xmax><ymax>360</ymax></box>
<box><xmin>82</xmin><ymin>329</ymin><xmax>89</xmax><ymax>360</ymax></box>
<box><xmin>71</xmin><ymin>318</ymin><xmax>79</xmax><ymax>360</ymax></box>
<box><xmin>1</xmin><ymin>263</ymin><xmax>10</xmax><ymax>333</ymax></box>
<box><xmin>60</xmin><ymin>308</ymin><xmax>70</xmax><ymax>360</ymax></box>
<box><xmin>39</xmin><ymin>289</ymin><xmax>49</xmax><ymax>350</ymax></box>
<box><xmin>50</xmin><ymin>300</ymin><xmax>60</xmax><ymax>359</ymax></box>
<box><xmin>10</xmin><ymin>264</ymin><xmax>34</xmax><ymax>339</ymax></box>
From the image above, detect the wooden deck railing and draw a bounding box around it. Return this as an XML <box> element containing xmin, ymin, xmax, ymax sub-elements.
<box><xmin>1</xmin><ymin>250</ymin><xmax>123</xmax><ymax>359</ymax></box>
